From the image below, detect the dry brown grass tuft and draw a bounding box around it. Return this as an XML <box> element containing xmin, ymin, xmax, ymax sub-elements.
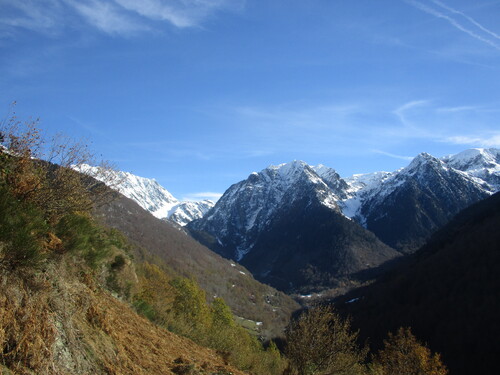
<box><xmin>0</xmin><ymin>272</ymin><xmax>56</xmax><ymax>374</ymax></box>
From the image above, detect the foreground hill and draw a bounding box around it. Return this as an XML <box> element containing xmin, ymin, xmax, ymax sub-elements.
<box><xmin>94</xmin><ymin>190</ymin><xmax>299</xmax><ymax>338</ymax></box>
<box><xmin>1</xmin><ymin>260</ymin><xmax>245</xmax><ymax>375</ymax></box>
<box><xmin>335</xmin><ymin>191</ymin><xmax>500</xmax><ymax>375</ymax></box>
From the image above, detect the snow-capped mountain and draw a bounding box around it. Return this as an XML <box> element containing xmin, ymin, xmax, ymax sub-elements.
<box><xmin>441</xmin><ymin>148</ymin><xmax>500</xmax><ymax>191</ymax></box>
<box><xmin>352</xmin><ymin>152</ymin><xmax>492</xmax><ymax>252</ymax></box>
<box><xmin>169</xmin><ymin>200</ymin><xmax>215</xmax><ymax>227</ymax></box>
<box><xmin>189</xmin><ymin>160</ymin><xmax>400</xmax><ymax>292</ymax></box>
<box><xmin>77</xmin><ymin>165</ymin><xmax>214</xmax><ymax>226</ymax></box>
<box><xmin>191</xmin><ymin>160</ymin><xmax>345</xmax><ymax>261</ymax></box>
<box><xmin>189</xmin><ymin>148</ymin><xmax>499</xmax><ymax>291</ymax></box>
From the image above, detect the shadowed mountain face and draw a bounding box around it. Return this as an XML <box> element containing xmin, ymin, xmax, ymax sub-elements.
<box><xmin>241</xmin><ymin>196</ymin><xmax>398</xmax><ymax>293</ymax></box>
<box><xmin>335</xmin><ymin>192</ymin><xmax>500</xmax><ymax>375</ymax></box>
<box><xmin>93</xmin><ymin>191</ymin><xmax>299</xmax><ymax>339</ymax></box>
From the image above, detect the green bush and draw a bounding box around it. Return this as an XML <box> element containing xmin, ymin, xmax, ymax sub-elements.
<box><xmin>56</xmin><ymin>214</ymin><xmax>111</xmax><ymax>269</ymax></box>
<box><xmin>0</xmin><ymin>187</ymin><xmax>48</xmax><ymax>270</ymax></box>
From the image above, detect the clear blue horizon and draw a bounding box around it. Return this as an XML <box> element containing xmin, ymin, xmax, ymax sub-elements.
<box><xmin>1</xmin><ymin>0</ymin><xmax>499</xmax><ymax>201</ymax></box>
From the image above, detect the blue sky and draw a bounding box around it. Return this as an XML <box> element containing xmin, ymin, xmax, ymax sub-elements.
<box><xmin>1</xmin><ymin>0</ymin><xmax>499</xmax><ymax>201</ymax></box>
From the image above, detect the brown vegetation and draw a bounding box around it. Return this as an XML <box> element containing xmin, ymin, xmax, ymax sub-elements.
<box><xmin>374</xmin><ymin>327</ymin><xmax>447</xmax><ymax>375</ymax></box>
<box><xmin>94</xmin><ymin>191</ymin><xmax>299</xmax><ymax>340</ymax></box>
<box><xmin>0</xmin><ymin>109</ymin><xmax>119</xmax><ymax>224</ymax></box>
<box><xmin>285</xmin><ymin>305</ymin><xmax>367</xmax><ymax>375</ymax></box>
<box><xmin>0</xmin><ymin>258</ymin><xmax>245</xmax><ymax>375</ymax></box>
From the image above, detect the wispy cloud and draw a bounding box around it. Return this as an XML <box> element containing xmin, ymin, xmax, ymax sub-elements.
<box><xmin>444</xmin><ymin>133</ymin><xmax>500</xmax><ymax>147</ymax></box>
<box><xmin>183</xmin><ymin>192</ymin><xmax>223</xmax><ymax>202</ymax></box>
<box><xmin>393</xmin><ymin>100</ymin><xmax>430</xmax><ymax>117</ymax></box>
<box><xmin>436</xmin><ymin>105</ymin><xmax>480</xmax><ymax>113</ymax></box>
<box><xmin>404</xmin><ymin>0</ymin><xmax>500</xmax><ymax>51</ymax></box>
<box><xmin>227</xmin><ymin>97</ymin><xmax>500</xmax><ymax>160</ymax></box>
<box><xmin>0</xmin><ymin>0</ymin><xmax>63</xmax><ymax>35</ymax></box>
<box><xmin>68</xmin><ymin>0</ymin><xmax>148</xmax><ymax>35</ymax></box>
<box><xmin>371</xmin><ymin>149</ymin><xmax>414</xmax><ymax>161</ymax></box>
<box><xmin>0</xmin><ymin>0</ymin><xmax>245</xmax><ymax>36</ymax></box>
<box><xmin>392</xmin><ymin>99</ymin><xmax>432</xmax><ymax>131</ymax></box>
<box><xmin>114</xmin><ymin>0</ymin><xmax>244</xmax><ymax>29</ymax></box>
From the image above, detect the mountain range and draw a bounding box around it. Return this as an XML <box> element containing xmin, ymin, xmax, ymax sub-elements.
<box><xmin>189</xmin><ymin>148</ymin><xmax>499</xmax><ymax>292</ymax></box>
<box><xmin>86</xmin><ymin>148</ymin><xmax>499</xmax><ymax>293</ymax></box>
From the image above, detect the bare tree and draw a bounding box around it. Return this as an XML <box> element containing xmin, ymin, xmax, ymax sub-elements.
<box><xmin>0</xmin><ymin>107</ymin><xmax>121</xmax><ymax>223</ymax></box>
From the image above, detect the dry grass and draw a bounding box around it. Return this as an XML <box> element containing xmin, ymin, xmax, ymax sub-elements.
<box><xmin>0</xmin><ymin>258</ymin><xmax>246</xmax><ymax>375</ymax></box>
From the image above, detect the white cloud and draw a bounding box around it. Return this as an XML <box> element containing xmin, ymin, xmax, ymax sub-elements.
<box><xmin>183</xmin><ymin>192</ymin><xmax>223</xmax><ymax>201</ymax></box>
<box><xmin>394</xmin><ymin>100</ymin><xmax>430</xmax><ymax>116</ymax></box>
<box><xmin>444</xmin><ymin>134</ymin><xmax>500</xmax><ymax>147</ymax></box>
<box><xmin>392</xmin><ymin>99</ymin><xmax>432</xmax><ymax>130</ymax></box>
<box><xmin>0</xmin><ymin>0</ymin><xmax>63</xmax><ymax>34</ymax></box>
<box><xmin>371</xmin><ymin>149</ymin><xmax>414</xmax><ymax>161</ymax></box>
<box><xmin>68</xmin><ymin>0</ymin><xmax>147</xmax><ymax>35</ymax></box>
<box><xmin>114</xmin><ymin>0</ymin><xmax>244</xmax><ymax>28</ymax></box>
<box><xmin>0</xmin><ymin>0</ymin><xmax>245</xmax><ymax>36</ymax></box>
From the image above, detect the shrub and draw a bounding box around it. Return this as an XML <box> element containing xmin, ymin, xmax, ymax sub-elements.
<box><xmin>0</xmin><ymin>186</ymin><xmax>48</xmax><ymax>270</ymax></box>
<box><xmin>55</xmin><ymin>214</ymin><xmax>111</xmax><ymax>269</ymax></box>
<box><xmin>285</xmin><ymin>304</ymin><xmax>367</xmax><ymax>375</ymax></box>
<box><xmin>375</xmin><ymin>327</ymin><xmax>447</xmax><ymax>375</ymax></box>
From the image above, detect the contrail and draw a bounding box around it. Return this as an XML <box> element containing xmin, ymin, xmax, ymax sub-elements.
<box><xmin>405</xmin><ymin>0</ymin><xmax>500</xmax><ymax>51</ymax></box>
<box><xmin>431</xmin><ymin>0</ymin><xmax>500</xmax><ymax>40</ymax></box>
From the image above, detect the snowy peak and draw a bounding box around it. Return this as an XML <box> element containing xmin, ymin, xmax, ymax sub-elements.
<box><xmin>270</xmin><ymin>159</ymin><xmax>309</xmax><ymax>178</ymax></box>
<box><xmin>344</xmin><ymin>171</ymin><xmax>394</xmax><ymax>196</ymax></box>
<box><xmin>442</xmin><ymin>148</ymin><xmax>500</xmax><ymax>171</ymax></box>
<box><xmin>312</xmin><ymin>164</ymin><xmax>349</xmax><ymax>198</ymax></box>
<box><xmin>406</xmin><ymin>152</ymin><xmax>446</xmax><ymax>174</ymax></box>
<box><xmin>191</xmin><ymin>160</ymin><xmax>345</xmax><ymax>261</ymax></box>
<box><xmin>257</xmin><ymin>160</ymin><xmax>344</xmax><ymax>210</ymax></box>
<box><xmin>441</xmin><ymin>148</ymin><xmax>500</xmax><ymax>191</ymax></box>
<box><xmin>169</xmin><ymin>200</ymin><xmax>214</xmax><ymax>227</ymax></box>
<box><xmin>76</xmin><ymin>165</ymin><xmax>214</xmax><ymax>226</ymax></box>
<box><xmin>116</xmin><ymin>171</ymin><xmax>179</xmax><ymax>219</ymax></box>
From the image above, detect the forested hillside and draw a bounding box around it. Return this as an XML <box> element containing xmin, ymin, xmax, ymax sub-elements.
<box><xmin>336</xmin><ymin>192</ymin><xmax>500</xmax><ymax>375</ymax></box>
